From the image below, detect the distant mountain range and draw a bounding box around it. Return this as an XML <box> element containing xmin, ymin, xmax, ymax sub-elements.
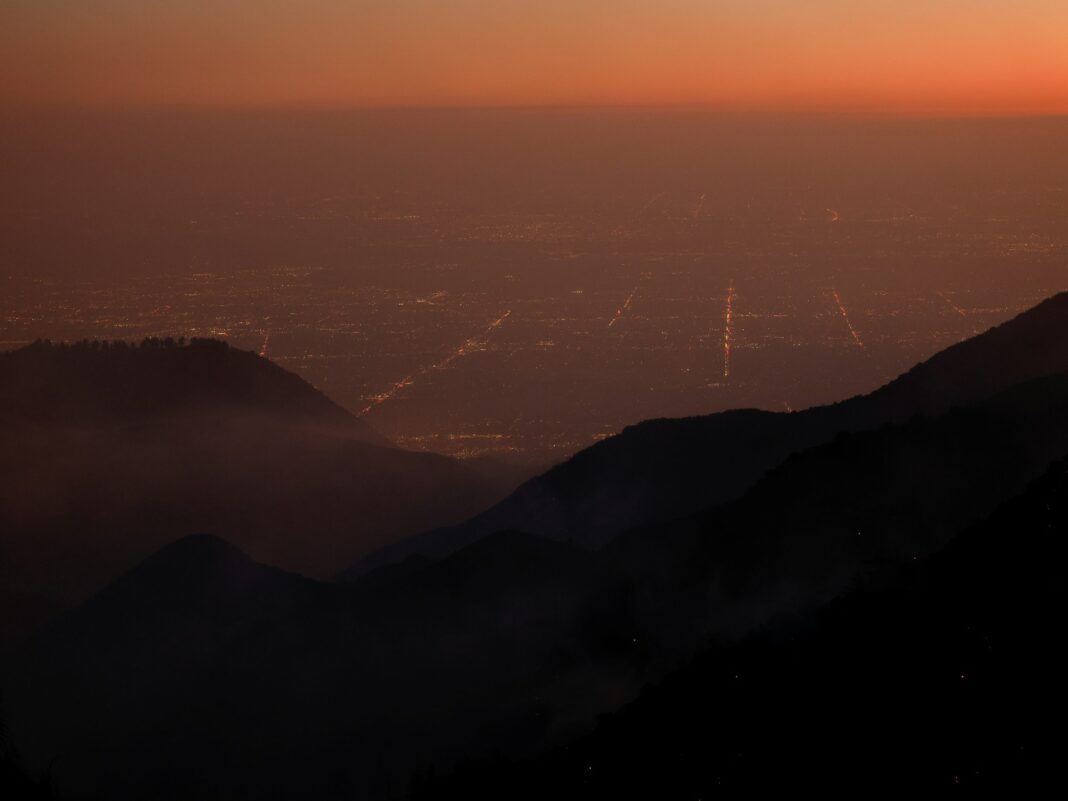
<box><xmin>0</xmin><ymin>338</ymin><xmax>510</xmax><ymax>643</ymax></box>
<box><xmin>0</xmin><ymin>336</ymin><xmax>384</xmax><ymax>441</ymax></box>
<box><xmin>5</xmin><ymin>295</ymin><xmax>1068</xmax><ymax>798</ymax></box>
<box><xmin>346</xmin><ymin>291</ymin><xmax>1068</xmax><ymax>576</ymax></box>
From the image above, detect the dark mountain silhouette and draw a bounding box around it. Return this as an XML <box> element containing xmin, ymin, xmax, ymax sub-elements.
<box><xmin>0</xmin><ymin>337</ymin><xmax>384</xmax><ymax>442</ymax></box>
<box><xmin>8</xmin><ymin>358</ymin><xmax>1068</xmax><ymax>798</ymax></box>
<box><xmin>597</xmin><ymin>370</ymin><xmax>1068</xmax><ymax>653</ymax></box>
<box><xmin>1</xmin><ymin>693</ymin><xmax>55</xmax><ymax>801</ymax></box>
<box><xmin>0</xmin><ymin>338</ymin><xmax>508</xmax><ymax>644</ymax></box>
<box><xmin>6</xmin><ymin>530</ymin><xmax>612</xmax><ymax>800</ymax></box>
<box><xmin>346</xmin><ymin>291</ymin><xmax>1068</xmax><ymax>575</ymax></box>
<box><xmin>419</xmin><ymin>458</ymin><xmax>1068</xmax><ymax>796</ymax></box>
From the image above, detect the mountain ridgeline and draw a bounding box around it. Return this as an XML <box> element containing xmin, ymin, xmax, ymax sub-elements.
<box><xmin>4</xmin><ymin>294</ymin><xmax>1068</xmax><ymax>797</ymax></box>
<box><xmin>418</xmin><ymin>458</ymin><xmax>1068</xmax><ymax>797</ymax></box>
<box><xmin>0</xmin><ymin>336</ymin><xmax>382</xmax><ymax>438</ymax></box>
<box><xmin>346</xmin><ymin>290</ymin><xmax>1068</xmax><ymax>575</ymax></box>
<box><xmin>0</xmin><ymin>338</ymin><xmax>509</xmax><ymax>644</ymax></box>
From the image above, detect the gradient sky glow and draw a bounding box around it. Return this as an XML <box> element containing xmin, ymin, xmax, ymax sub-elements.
<box><xmin>2</xmin><ymin>1</ymin><xmax>1067</xmax><ymax>113</ymax></box>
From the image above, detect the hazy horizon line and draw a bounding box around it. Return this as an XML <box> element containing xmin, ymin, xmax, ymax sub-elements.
<box><xmin>4</xmin><ymin>100</ymin><xmax>1068</xmax><ymax>121</ymax></box>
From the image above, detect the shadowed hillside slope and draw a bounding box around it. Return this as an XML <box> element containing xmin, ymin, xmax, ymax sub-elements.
<box><xmin>8</xmin><ymin>366</ymin><xmax>1068</xmax><ymax>799</ymax></box>
<box><xmin>0</xmin><ymin>338</ymin><xmax>506</xmax><ymax>643</ymax></box>
<box><xmin>0</xmin><ymin>336</ymin><xmax>384</xmax><ymax>441</ymax></box>
<box><xmin>420</xmin><ymin>458</ymin><xmax>1068</xmax><ymax>797</ymax></box>
<box><xmin>347</xmin><ymin>291</ymin><xmax>1068</xmax><ymax>576</ymax></box>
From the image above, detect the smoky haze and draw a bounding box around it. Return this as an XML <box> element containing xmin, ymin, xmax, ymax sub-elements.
<box><xmin>2</xmin><ymin>110</ymin><xmax>1067</xmax><ymax>462</ymax></box>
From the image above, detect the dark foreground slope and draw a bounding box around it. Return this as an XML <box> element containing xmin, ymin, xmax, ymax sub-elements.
<box><xmin>422</xmin><ymin>459</ymin><xmax>1068</xmax><ymax>797</ymax></box>
<box><xmin>0</xmin><ymin>339</ymin><xmax>505</xmax><ymax>643</ymax></box>
<box><xmin>348</xmin><ymin>292</ymin><xmax>1068</xmax><ymax>575</ymax></box>
<box><xmin>6</xmin><ymin>531</ymin><xmax>613</xmax><ymax>801</ymax></box>
<box><xmin>597</xmin><ymin>371</ymin><xmax>1068</xmax><ymax>650</ymax></box>
<box><xmin>8</xmin><ymin>367</ymin><xmax>1068</xmax><ymax>800</ymax></box>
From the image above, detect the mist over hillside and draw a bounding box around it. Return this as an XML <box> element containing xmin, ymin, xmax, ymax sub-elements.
<box><xmin>419</xmin><ymin>457</ymin><xmax>1068</xmax><ymax>796</ymax></box>
<box><xmin>5</xmin><ymin>295</ymin><xmax>1068</xmax><ymax>798</ymax></box>
<box><xmin>0</xmin><ymin>338</ymin><xmax>509</xmax><ymax>644</ymax></box>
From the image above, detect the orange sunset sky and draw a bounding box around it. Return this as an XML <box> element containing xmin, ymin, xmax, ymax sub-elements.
<box><xmin>2</xmin><ymin>1</ymin><xmax>1066</xmax><ymax>114</ymax></box>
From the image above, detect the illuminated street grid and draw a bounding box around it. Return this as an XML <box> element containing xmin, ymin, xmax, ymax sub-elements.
<box><xmin>2</xmin><ymin>191</ymin><xmax>1065</xmax><ymax>465</ymax></box>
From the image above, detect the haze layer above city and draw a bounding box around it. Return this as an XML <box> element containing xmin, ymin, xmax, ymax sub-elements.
<box><xmin>2</xmin><ymin>110</ymin><xmax>1067</xmax><ymax>463</ymax></box>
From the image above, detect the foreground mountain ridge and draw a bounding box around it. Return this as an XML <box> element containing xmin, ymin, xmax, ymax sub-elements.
<box><xmin>11</xmin><ymin>318</ymin><xmax>1068</xmax><ymax>797</ymax></box>
<box><xmin>419</xmin><ymin>456</ymin><xmax>1068</xmax><ymax>796</ymax></box>
<box><xmin>346</xmin><ymin>291</ymin><xmax>1068</xmax><ymax>576</ymax></box>
<box><xmin>8</xmin><ymin>294</ymin><xmax>1068</xmax><ymax>798</ymax></box>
